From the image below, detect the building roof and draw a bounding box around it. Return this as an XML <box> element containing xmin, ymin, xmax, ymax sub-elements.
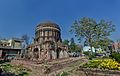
<box><xmin>0</xmin><ymin>46</ymin><xmax>22</xmax><ymax>50</ymax></box>
<box><xmin>36</xmin><ymin>21</ymin><xmax>61</xmax><ymax>30</ymax></box>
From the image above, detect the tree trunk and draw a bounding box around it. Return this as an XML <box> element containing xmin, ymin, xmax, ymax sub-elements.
<box><xmin>89</xmin><ymin>38</ymin><xmax>93</xmax><ymax>55</ymax></box>
<box><xmin>90</xmin><ymin>45</ymin><xmax>93</xmax><ymax>55</ymax></box>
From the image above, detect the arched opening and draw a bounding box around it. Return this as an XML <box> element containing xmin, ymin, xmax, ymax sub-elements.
<box><xmin>34</xmin><ymin>48</ymin><xmax>39</xmax><ymax>52</ymax></box>
<box><xmin>49</xmin><ymin>51</ymin><xmax>52</xmax><ymax>59</ymax></box>
<box><xmin>56</xmin><ymin>48</ymin><xmax>61</xmax><ymax>59</ymax></box>
<box><xmin>33</xmin><ymin>48</ymin><xmax>39</xmax><ymax>59</ymax></box>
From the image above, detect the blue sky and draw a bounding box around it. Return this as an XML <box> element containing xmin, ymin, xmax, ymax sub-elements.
<box><xmin>0</xmin><ymin>0</ymin><xmax>120</xmax><ymax>43</ymax></box>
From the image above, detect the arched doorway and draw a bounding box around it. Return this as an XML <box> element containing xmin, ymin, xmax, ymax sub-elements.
<box><xmin>33</xmin><ymin>48</ymin><xmax>39</xmax><ymax>59</ymax></box>
<box><xmin>49</xmin><ymin>51</ymin><xmax>52</xmax><ymax>59</ymax></box>
<box><xmin>56</xmin><ymin>48</ymin><xmax>61</xmax><ymax>59</ymax></box>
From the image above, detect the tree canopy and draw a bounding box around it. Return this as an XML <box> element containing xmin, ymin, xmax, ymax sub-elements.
<box><xmin>63</xmin><ymin>39</ymin><xmax>69</xmax><ymax>45</ymax></box>
<box><xmin>63</xmin><ymin>38</ymin><xmax>82</xmax><ymax>53</ymax></box>
<box><xmin>71</xmin><ymin>17</ymin><xmax>115</xmax><ymax>53</ymax></box>
<box><xmin>69</xmin><ymin>38</ymin><xmax>76</xmax><ymax>52</ymax></box>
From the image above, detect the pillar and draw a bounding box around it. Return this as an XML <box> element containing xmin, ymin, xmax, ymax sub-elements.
<box><xmin>64</xmin><ymin>50</ymin><xmax>68</xmax><ymax>58</ymax></box>
<box><xmin>51</xmin><ymin>50</ymin><xmax>56</xmax><ymax>59</ymax></box>
<box><xmin>31</xmin><ymin>48</ymin><xmax>34</xmax><ymax>60</ymax></box>
<box><xmin>46</xmin><ymin>51</ymin><xmax>51</xmax><ymax>60</ymax></box>
<box><xmin>38</xmin><ymin>46</ymin><xmax>41</xmax><ymax>60</ymax></box>
<box><xmin>59</xmin><ymin>50</ymin><xmax>63</xmax><ymax>58</ymax></box>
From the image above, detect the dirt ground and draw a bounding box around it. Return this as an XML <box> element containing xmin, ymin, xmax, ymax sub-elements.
<box><xmin>11</xmin><ymin>57</ymin><xmax>88</xmax><ymax>76</ymax></box>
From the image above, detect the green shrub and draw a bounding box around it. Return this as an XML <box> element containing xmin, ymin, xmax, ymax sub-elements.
<box><xmin>89</xmin><ymin>52</ymin><xmax>96</xmax><ymax>60</ymax></box>
<box><xmin>83</xmin><ymin>51</ymin><xmax>96</xmax><ymax>60</ymax></box>
<box><xmin>83</xmin><ymin>51</ymin><xmax>90</xmax><ymax>56</ymax></box>
<box><xmin>61</xmin><ymin>71</ymin><xmax>69</xmax><ymax>76</ymax></box>
<box><xmin>18</xmin><ymin>71</ymin><xmax>29</xmax><ymax>76</ymax></box>
<box><xmin>0</xmin><ymin>63</ymin><xmax>30</xmax><ymax>76</ymax></box>
<box><xmin>0</xmin><ymin>64</ymin><xmax>13</xmax><ymax>71</ymax></box>
<box><xmin>82</xmin><ymin>59</ymin><xmax>102</xmax><ymax>68</ymax></box>
<box><xmin>110</xmin><ymin>53</ymin><xmax>120</xmax><ymax>63</ymax></box>
<box><xmin>56</xmin><ymin>71</ymin><xmax>69</xmax><ymax>76</ymax></box>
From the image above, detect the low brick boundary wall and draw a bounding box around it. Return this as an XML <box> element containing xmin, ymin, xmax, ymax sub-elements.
<box><xmin>77</xmin><ymin>68</ymin><xmax>120</xmax><ymax>76</ymax></box>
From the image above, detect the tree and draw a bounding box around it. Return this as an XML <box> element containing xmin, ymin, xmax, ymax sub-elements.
<box><xmin>21</xmin><ymin>34</ymin><xmax>30</xmax><ymax>58</ymax></box>
<box><xmin>75</xmin><ymin>44</ymin><xmax>83</xmax><ymax>53</ymax></box>
<box><xmin>94</xmin><ymin>38</ymin><xmax>113</xmax><ymax>50</ymax></box>
<box><xmin>63</xmin><ymin>39</ymin><xmax>69</xmax><ymax>45</ymax></box>
<box><xmin>71</xmin><ymin>17</ymin><xmax>115</xmax><ymax>55</ymax></box>
<box><xmin>69</xmin><ymin>38</ymin><xmax>76</xmax><ymax>52</ymax></box>
<box><xmin>63</xmin><ymin>38</ymin><xmax>83</xmax><ymax>53</ymax></box>
<box><xmin>21</xmin><ymin>34</ymin><xmax>30</xmax><ymax>46</ymax></box>
<box><xmin>84</xmin><ymin>40</ymin><xmax>88</xmax><ymax>46</ymax></box>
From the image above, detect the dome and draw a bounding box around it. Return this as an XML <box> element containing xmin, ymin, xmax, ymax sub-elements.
<box><xmin>36</xmin><ymin>21</ymin><xmax>61</xmax><ymax>30</ymax></box>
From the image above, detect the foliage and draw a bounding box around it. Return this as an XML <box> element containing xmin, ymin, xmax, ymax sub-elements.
<box><xmin>69</xmin><ymin>38</ymin><xmax>82</xmax><ymax>52</ymax></box>
<box><xmin>0</xmin><ymin>64</ymin><xmax>13</xmax><ymax>72</ymax></box>
<box><xmin>110</xmin><ymin>53</ymin><xmax>120</xmax><ymax>63</ymax></box>
<box><xmin>83</xmin><ymin>51</ymin><xmax>96</xmax><ymax>60</ymax></box>
<box><xmin>70</xmin><ymin>17</ymin><xmax>115</xmax><ymax>53</ymax></box>
<box><xmin>96</xmin><ymin>49</ymin><xmax>105</xmax><ymax>54</ymax></box>
<box><xmin>69</xmin><ymin>38</ymin><xmax>76</xmax><ymax>52</ymax></box>
<box><xmin>94</xmin><ymin>38</ymin><xmax>113</xmax><ymax>52</ymax></box>
<box><xmin>0</xmin><ymin>64</ymin><xmax>31</xmax><ymax>76</ymax></box>
<box><xmin>56</xmin><ymin>71</ymin><xmax>69</xmax><ymax>76</ymax></box>
<box><xmin>18</xmin><ymin>71</ymin><xmax>29</xmax><ymax>76</ymax></box>
<box><xmin>83</xmin><ymin>51</ymin><xmax>90</xmax><ymax>56</ymax></box>
<box><xmin>75</xmin><ymin>44</ymin><xmax>83</xmax><ymax>53</ymax></box>
<box><xmin>63</xmin><ymin>39</ymin><xmax>69</xmax><ymax>45</ymax></box>
<box><xmin>89</xmin><ymin>53</ymin><xmax>96</xmax><ymax>60</ymax></box>
<box><xmin>81</xmin><ymin>59</ymin><xmax>120</xmax><ymax>70</ymax></box>
<box><xmin>63</xmin><ymin>38</ymin><xmax>82</xmax><ymax>53</ymax></box>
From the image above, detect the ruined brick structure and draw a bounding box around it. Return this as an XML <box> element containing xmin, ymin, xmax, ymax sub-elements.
<box><xmin>27</xmin><ymin>22</ymin><xmax>68</xmax><ymax>60</ymax></box>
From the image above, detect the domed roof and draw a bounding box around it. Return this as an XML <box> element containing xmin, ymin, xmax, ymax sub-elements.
<box><xmin>36</xmin><ymin>21</ymin><xmax>61</xmax><ymax>30</ymax></box>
